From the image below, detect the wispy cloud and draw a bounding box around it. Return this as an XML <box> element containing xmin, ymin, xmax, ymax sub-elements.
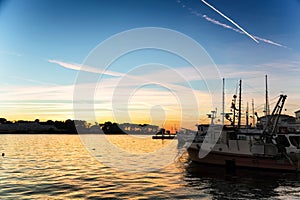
<box><xmin>201</xmin><ymin>0</ymin><xmax>258</xmax><ymax>43</ymax></box>
<box><xmin>49</xmin><ymin>59</ymin><xmax>223</xmax><ymax>85</ymax></box>
<box><xmin>48</xmin><ymin>59</ymin><xmax>225</xmax><ymax>124</ymax></box>
<box><xmin>0</xmin><ymin>51</ymin><xmax>22</xmax><ymax>57</ymax></box>
<box><xmin>10</xmin><ymin>76</ymin><xmax>58</xmax><ymax>86</ymax></box>
<box><xmin>3</xmin><ymin>58</ymin><xmax>299</xmax><ymax>126</ymax></box>
<box><xmin>0</xmin><ymin>79</ymin><xmax>213</xmax><ymax>127</ymax></box>
<box><xmin>48</xmin><ymin>59</ymin><xmax>124</xmax><ymax>77</ymax></box>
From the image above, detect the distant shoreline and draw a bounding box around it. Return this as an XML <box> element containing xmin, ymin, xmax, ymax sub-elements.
<box><xmin>0</xmin><ymin>133</ymin><xmax>157</xmax><ymax>135</ymax></box>
<box><xmin>0</xmin><ymin>132</ymin><xmax>78</xmax><ymax>135</ymax></box>
<box><xmin>0</xmin><ymin>119</ymin><xmax>165</xmax><ymax>135</ymax></box>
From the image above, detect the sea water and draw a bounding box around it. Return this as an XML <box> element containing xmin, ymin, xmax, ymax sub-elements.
<box><xmin>1</xmin><ymin>134</ymin><xmax>300</xmax><ymax>199</ymax></box>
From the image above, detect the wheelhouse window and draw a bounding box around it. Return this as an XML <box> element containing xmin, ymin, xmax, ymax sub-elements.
<box><xmin>289</xmin><ymin>136</ymin><xmax>300</xmax><ymax>149</ymax></box>
<box><xmin>275</xmin><ymin>135</ymin><xmax>290</xmax><ymax>147</ymax></box>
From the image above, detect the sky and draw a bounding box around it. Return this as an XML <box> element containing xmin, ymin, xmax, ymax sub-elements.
<box><xmin>0</xmin><ymin>0</ymin><xmax>300</xmax><ymax>129</ymax></box>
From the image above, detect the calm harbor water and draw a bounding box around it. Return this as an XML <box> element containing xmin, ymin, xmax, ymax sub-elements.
<box><xmin>1</xmin><ymin>134</ymin><xmax>300</xmax><ymax>199</ymax></box>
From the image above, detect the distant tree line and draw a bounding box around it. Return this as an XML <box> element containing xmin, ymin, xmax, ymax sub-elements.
<box><xmin>0</xmin><ymin>118</ymin><xmax>156</xmax><ymax>134</ymax></box>
<box><xmin>0</xmin><ymin>118</ymin><xmax>81</xmax><ymax>134</ymax></box>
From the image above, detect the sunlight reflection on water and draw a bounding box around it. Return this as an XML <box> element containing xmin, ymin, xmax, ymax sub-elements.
<box><xmin>81</xmin><ymin>134</ymin><xmax>180</xmax><ymax>172</ymax></box>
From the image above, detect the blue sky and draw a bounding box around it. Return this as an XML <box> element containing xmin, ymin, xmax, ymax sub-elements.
<box><xmin>0</xmin><ymin>0</ymin><xmax>299</xmax><ymax>128</ymax></box>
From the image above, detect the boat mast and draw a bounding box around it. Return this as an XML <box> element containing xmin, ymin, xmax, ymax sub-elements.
<box><xmin>265</xmin><ymin>75</ymin><xmax>270</xmax><ymax>116</ymax></box>
<box><xmin>231</xmin><ymin>81</ymin><xmax>239</xmax><ymax>127</ymax></box>
<box><xmin>231</xmin><ymin>95</ymin><xmax>237</xmax><ymax>127</ymax></box>
<box><xmin>246</xmin><ymin>102</ymin><xmax>249</xmax><ymax>127</ymax></box>
<box><xmin>222</xmin><ymin>78</ymin><xmax>225</xmax><ymax>126</ymax></box>
<box><xmin>252</xmin><ymin>99</ymin><xmax>255</xmax><ymax>126</ymax></box>
<box><xmin>237</xmin><ymin>79</ymin><xmax>242</xmax><ymax>129</ymax></box>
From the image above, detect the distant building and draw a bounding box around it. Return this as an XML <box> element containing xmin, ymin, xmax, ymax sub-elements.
<box><xmin>256</xmin><ymin>113</ymin><xmax>300</xmax><ymax>133</ymax></box>
<box><xmin>295</xmin><ymin>110</ymin><xmax>300</xmax><ymax>122</ymax></box>
<box><xmin>119</xmin><ymin>123</ymin><xmax>159</xmax><ymax>134</ymax></box>
<box><xmin>258</xmin><ymin>114</ymin><xmax>296</xmax><ymax>126</ymax></box>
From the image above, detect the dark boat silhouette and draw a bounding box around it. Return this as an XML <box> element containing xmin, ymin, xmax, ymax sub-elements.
<box><xmin>152</xmin><ymin>128</ymin><xmax>176</xmax><ymax>139</ymax></box>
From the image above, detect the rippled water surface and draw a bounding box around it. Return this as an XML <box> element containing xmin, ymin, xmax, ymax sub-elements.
<box><xmin>1</xmin><ymin>134</ymin><xmax>300</xmax><ymax>199</ymax></box>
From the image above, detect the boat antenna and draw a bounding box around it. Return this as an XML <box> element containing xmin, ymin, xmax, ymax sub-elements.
<box><xmin>237</xmin><ymin>79</ymin><xmax>242</xmax><ymax>129</ymax></box>
<box><xmin>207</xmin><ymin>108</ymin><xmax>217</xmax><ymax>125</ymax></box>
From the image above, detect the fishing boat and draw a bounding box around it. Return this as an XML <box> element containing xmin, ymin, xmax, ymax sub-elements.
<box><xmin>183</xmin><ymin>77</ymin><xmax>300</xmax><ymax>171</ymax></box>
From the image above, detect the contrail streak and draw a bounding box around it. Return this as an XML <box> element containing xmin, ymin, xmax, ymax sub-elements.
<box><xmin>202</xmin><ymin>15</ymin><xmax>287</xmax><ymax>48</ymax></box>
<box><xmin>176</xmin><ymin>0</ymin><xmax>287</xmax><ymax>48</ymax></box>
<box><xmin>253</xmin><ymin>35</ymin><xmax>287</xmax><ymax>48</ymax></box>
<box><xmin>201</xmin><ymin>0</ymin><xmax>259</xmax><ymax>43</ymax></box>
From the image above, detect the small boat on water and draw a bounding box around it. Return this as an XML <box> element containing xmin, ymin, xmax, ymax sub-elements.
<box><xmin>152</xmin><ymin>128</ymin><xmax>176</xmax><ymax>139</ymax></box>
<box><xmin>180</xmin><ymin>77</ymin><xmax>300</xmax><ymax>171</ymax></box>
